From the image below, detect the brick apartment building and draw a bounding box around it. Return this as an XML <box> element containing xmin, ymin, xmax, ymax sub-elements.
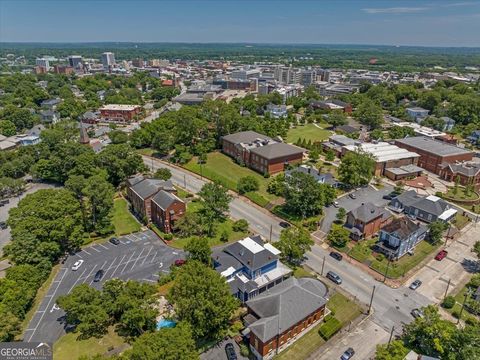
<box><xmin>222</xmin><ymin>131</ymin><xmax>304</xmax><ymax>175</ymax></box>
<box><xmin>151</xmin><ymin>191</ymin><xmax>186</xmax><ymax>233</ymax></box>
<box><xmin>395</xmin><ymin>136</ymin><xmax>473</xmax><ymax>174</ymax></box>
<box><xmin>99</xmin><ymin>104</ymin><xmax>142</xmax><ymax>123</ymax></box>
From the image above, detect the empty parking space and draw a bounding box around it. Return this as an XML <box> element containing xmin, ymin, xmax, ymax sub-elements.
<box><xmin>25</xmin><ymin>230</ymin><xmax>184</xmax><ymax>344</ymax></box>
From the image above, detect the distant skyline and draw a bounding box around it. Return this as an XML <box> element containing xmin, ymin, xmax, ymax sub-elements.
<box><xmin>1</xmin><ymin>1</ymin><xmax>480</xmax><ymax>47</ymax></box>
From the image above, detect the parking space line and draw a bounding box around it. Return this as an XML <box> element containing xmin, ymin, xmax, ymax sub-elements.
<box><xmin>90</xmin><ymin>246</ymin><xmax>101</xmax><ymax>253</ymax></box>
<box><xmin>82</xmin><ymin>249</ymin><xmax>92</xmax><ymax>256</ymax></box>
<box><xmin>27</xmin><ymin>268</ymin><xmax>68</xmax><ymax>342</ymax></box>
<box><xmin>68</xmin><ymin>267</ymin><xmax>88</xmax><ymax>293</ymax></box>
<box><xmin>142</xmin><ymin>279</ymin><xmax>156</xmax><ymax>283</ymax></box>
<box><xmin>141</xmin><ymin>247</ymin><xmax>153</xmax><ymax>266</ymax></box>
<box><xmin>90</xmin><ymin>260</ymin><xmax>107</xmax><ymax>285</ymax></box>
<box><xmin>121</xmin><ymin>251</ymin><xmax>137</xmax><ymax>274</ymax></box>
<box><xmin>110</xmin><ymin>254</ymin><xmax>126</xmax><ymax>279</ymax></box>
<box><xmin>130</xmin><ymin>247</ymin><xmax>146</xmax><ymax>271</ymax></box>
<box><xmin>75</xmin><ymin>253</ymin><xmax>83</xmax><ymax>258</ymax></box>
<box><xmin>130</xmin><ymin>233</ymin><xmax>142</xmax><ymax>241</ymax></box>
<box><xmin>97</xmin><ymin>244</ymin><xmax>109</xmax><ymax>250</ymax></box>
<box><xmin>102</xmin><ymin>257</ymin><xmax>119</xmax><ymax>279</ymax></box>
<box><xmin>82</xmin><ymin>265</ymin><xmax>98</xmax><ymax>284</ymax></box>
<box><xmin>149</xmin><ymin>251</ymin><xmax>158</xmax><ymax>264</ymax></box>
<box><xmin>119</xmin><ymin>240</ymin><xmax>127</xmax><ymax>244</ymax></box>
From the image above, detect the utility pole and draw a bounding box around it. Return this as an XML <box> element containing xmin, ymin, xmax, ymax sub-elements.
<box><xmin>383</xmin><ymin>258</ymin><xmax>391</xmax><ymax>283</ymax></box>
<box><xmin>269</xmin><ymin>224</ymin><xmax>273</xmax><ymax>243</ymax></box>
<box><xmin>183</xmin><ymin>174</ymin><xmax>186</xmax><ymax>189</ymax></box>
<box><xmin>321</xmin><ymin>256</ymin><xmax>326</xmax><ymax>276</ymax></box>
<box><xmin>387</xmin><ymin>326</ymin><xmax>395</xmax><ymax>349</ymax></box>
<box><xmin>368</xmin><ymin>285</ymin><xmax>376</xmax><ymax>315</ymax></box>
<box><xmin>444</xmin><ymin>278</ymin><xmax>451</xmax><ymax>301</ymax></box>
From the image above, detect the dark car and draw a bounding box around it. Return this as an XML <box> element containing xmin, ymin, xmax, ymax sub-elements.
<box><xmin>93</xmin><ymin>269</ymin><xmax>104</xmax><ymax>282</ymax></box>
<box><xmin>341</xmin><ymin>347</ymin><xmax>355</xmax><ymax>360</ymax></box>
<box><xmin>0</xmin><ymin>221</ymin><xmax>7</xmax><ymax>230</ymax></box>
<box><xmin>435</xmin><ymin>250</ymin><xmax>448</xmax><ymax>261</ymax></box>
<box><xmin>382</xmin><ymin>194</ymin><xmax>393</xmax><ymax>200</ymax></box>
<box><xmin>109</xmin><ymin>237</ymin><xmax>120</xmax><ymax>245</ymax></box>
<box><xmin>174</xmin><ymin>259</ymin><xmax>186</xmax><ymax>267</ymax></box>
<box><xmin>279</xmin><ymin>221</ymin><xmax>291</xmax><ymax>228</ymax></box>
<box><xmin>225</xmin><ymin>343</ymin><xmax>237</xmax><ymax>360</ymax></box>
<box><xmin>0</xmin><ymin>199</ymin><xmax>9</xmax><ymax>205</ymax></box>
<box><xmin>348</xmin><ymin>193</ymin><xmax>356</xmax><ymax>199</ymax></box>
<box><xmin>326</xmin><ymin>271</ymin><xmax>342</xmax><ymax>284</ymax></box>
<box><xmin>330</xmin><ymin>251</ymin><xmax>343</xmax><ymax>261</ymax></box>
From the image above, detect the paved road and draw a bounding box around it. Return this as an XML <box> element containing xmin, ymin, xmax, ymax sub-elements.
<box><xmin>0</xmin><ymin>183</ymin><xmax>59</xmax><ymax>255</ymax></box>
<box><xmin>143</xmin><ymin>156</ymin><xmax>284</xmax><ymax>241</ymax></box>
<box><xmin>201</xmin><ymin>339</ymin><xmax>248</xmax><ymax>360</ymax></box>
<box><xmin>24</xmin><ymin>230</ymin><xmax>184</xmax><ymax>344</ymax></box>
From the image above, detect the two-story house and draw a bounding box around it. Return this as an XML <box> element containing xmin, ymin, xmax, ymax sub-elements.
<box><xmin>285</xmin><ymin>164</ymin><xmax>339</xmax><ymax>187</ymax></box>
<box><xmin>212</xmin><ymin>236</ymin><xmax>292</xmax><ymax>303</ymax></box>
<box><xmin>375</xmin><ymin>217</ymin><xmax>428</xmax><ymax>260</ymax></box>
<box><xmin>389</xmin><ymin>191</ymin><xmax>457</xmax><ymax>223</ymax></box>
<box><xmin>345</xmin><ymin>202</ymin><xmax>392</xmax><ymax>240</ymax></box>
<box><xmin>466</xmin><ymin>130</ymin><xmax>480</xmax><ymax>145</ymax></box>
<box><xmin>406</xmin><ymin>107</ymin><xmax>430</xmax><ymax>123</ymax></box>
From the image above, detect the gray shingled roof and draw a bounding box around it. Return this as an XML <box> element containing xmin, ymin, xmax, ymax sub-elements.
<box><xmin>348</xmin><ymin>202</ymin><xmax>391</xmax><ymax>223</ymax></box>
<box><xmin>222</xmin><ymin>131</ymin><xmax>271</xmax><ymax>144</ymax></box>
<box><xmin>224</xmin><ymin>235</ymin><xmax>278</xmax><ymax>270</ymax></box>
<box><xmin>250</xmin><ymin>142</ymin><xmax>304</xmax><ymax>160</ymax></box>
<box><xmin>151</xmin><ymin>190</ymin><xmax>183</xmax><ymax>210</ymax></box>
<box><xmin>380</xmin><ymin>218</ymin><xmax>423</xmax><ymax>240</ymax></box>
<box><xmin>130</xmin><ymin>178</ymin><xmax>174</xmax><ymax>200</ymax></box>
<box><xmin>247</xmin><ymin>277</ymin><xmax>328</xmax><ymax>342</ymax></box>
<box><xmin>445</xmin><ymin>162</ymin><xmax>480</xmax><ymax>177</ymax></box>
<box><xmin>395</xmin><ymin>136</ymin><xmax>472</xmax><ymax>157</ymax></box>
<box><xmin>394</xmin><ymin>190</ymin><xmax>450</xmax><ymax>217</ymax></box>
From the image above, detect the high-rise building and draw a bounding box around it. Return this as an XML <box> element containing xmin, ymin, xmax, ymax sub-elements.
<box><xmin>35</xmin><ymin>58</ymin><xmax>50</xmax><ymax>71</ymax></box>
<box><xmin>300</xmin><ymin>69</ymin><xmax>317</xmax><ymax>86</ymax></box>
<box><xmin>132</xmin><ymin>58</ymin><xmax>144</xmax><ymax>68</ymax></box>
<box><xmin>68</xmin><ymin>55</ymin><xmax>83</xmax><ymax>68</ymax></box>
<box><xmin>274</xmin><ymin>66</ymin><xmax>301</xmax><ymax>84</ymax></box>
<box><xmin>101</xmin><ymin>52</ymin><xmax>115</xmax><ymax>69</ymax></box>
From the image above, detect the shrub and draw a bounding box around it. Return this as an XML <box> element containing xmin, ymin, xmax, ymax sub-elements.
<box><xmin>452</xmin><ymin>310</ymin><xmax>461</xmax><ymax>319</ymax></box>
<box><xmin>442</xmin><ymin>296</ymin><xmax>456</xmax><ymax>309</ymax></box>
<box><xmin>232</xmin><ymin>219</ymin><xmax>249</xmax><ymax>232</ymax></box>
<box><xmin>465</xmin><ymin>317</ymin><xmax>479</xmax><ymax>326</ymax></box>
<box><xmin>163</xmin><ymin>234</ymin><xmax>173</xmax><ymax>241</ymax></box>
<box><xmin>375</xmin><ymin>254</ymin><xmax>385</xmax><ymax>262</ymax></box>
<box><xmin>435</xmin><ymin>192</ymin><xmax>444</xmax><ymax>198</ymax></box>
<box><xmin>220</xmin><ymin>230</ymin><xmax>229</xmax><ymax>242</ymax></box>
<box><xmin>237</xmin><ymin>176</ymin><xmax>260</xmax><ymax>194</ymax></box>
<box><xmin>239</xmin><ymin>343</ymin><xmax>250</xmax><ymax>357</ymax></box>
<box><xmin>319</xmin><ymin>316</ymin><xmax>342</xmax><ymax>340</ymax></box>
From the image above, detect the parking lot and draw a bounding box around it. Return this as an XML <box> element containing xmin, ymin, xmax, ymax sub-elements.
<box><xmin>23</xmin><ymin>230</ymin><xmax>184</xmax><ymax>344</ymax></box>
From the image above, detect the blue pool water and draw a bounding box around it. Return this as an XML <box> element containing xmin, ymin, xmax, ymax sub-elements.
<box><xmin>157</xmin><ymin>319</ymin><xmax>177</xmax><ymax>329</ymax></box>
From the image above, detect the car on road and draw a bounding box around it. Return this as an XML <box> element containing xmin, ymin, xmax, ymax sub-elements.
<box><xmin>174</xmin><ymin>259</ymin><xmax>186</xmax><ymax>267</ymax></box>
<box><xmin>326</xmin><ymin>271</ymin><xmax>342</xmax><ymax>284</ymax></box>
<box><xmin>333</xmin><ymin>201</ymin><xmax>339</xmax><ymax>208</ymax></box>
<box><xmin>0</xmin><ymin>199</ymin><xmax>10</xmax><ymax>205</ymax></box>
<box><xmin>109</xmin><ymin>237</ymin><xmax>120</xmax><ymax>245</ymax></box>
<box><xmin>71</xmin><ymin>260</ymin><xmax>84</xmax><ymax>271</ymax></box>
<box><xmin>435</xmin><ymin>250</ymin><xmax>448</xmax><ymax>261</ymax></box>
<box><xmin>279</xmin><ymin>221</ymin><xmax>291</xmax><ymax>228</ymax></box>
<box><xmin>409</xmin><ymin>279</ymin><xmax>422</xmax><ymax>290</ymax></box>
<box><xmin>411</xmin><ymin>308</ymin><xmax>424</xmax><ymax>319</ymax></box>
<box><xmin>348</xmin><ymin>193</ymin><xmax>356</xmax><ymax>199</ymax></box>
<box><xmin>225</xmin><ymin>343</ymin><xmax>237</xmax><ymax>360</ymax></box>
<box><xmin>341</xmin><ymin>347</ymin><xmax>355</xmax><ymax>360</ymax></box>
<box><xmin>330</xmin><ymin>251</ymin><xmax>343</xmax><ymax>261</ymax></box>
<box><xmin>93</xmin><ymin>269</ymin><xmax>104</xmax><ymax>282</ymax></box>
<box><xmin>0</xmin><ymin>221</ymin><xmax>7</xmax><ymax>230</ymax></box>
<box><xmin>382</xmin><ymin>192</ymin><xmax>398</xmax><ymax>200</ymax></box>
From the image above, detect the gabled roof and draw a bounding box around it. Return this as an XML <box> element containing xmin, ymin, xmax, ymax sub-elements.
<box><xmin>222</xmin><ymin>131</ymin><xmax>271</xmax><ymax>145</ymax></box>
<box><xmin>348</xmin><ymin>202</ymin><xmax>391</xmax><ymax>223</ymax></box>
<box><xmin>129</xmin><ymin>178</ymin><xmax>174</xmax><ymax>200</ymax></box>
<box><xmin>250</xmin><ymin>142</ymin><xmax>304</xmax><ymax>160</ymax></box>
<box><xmin>224</xmin><ymin>235</ymin><xmax>279</xmax><ymax>270</ymax></box>
<box><xmin>394</xmin><ymin>190</ymin><xmax>451</xmax><ymax>217</ymax></box>
<box><xmin>247</xmin><ymin>277</ymin><xmax>328</xmax><ymax>342</ymax></box>
<box><xmin>151</xmin><ymin>190</ymin><xmax>183</xmax><ymax>210</ymax></box>
<box><xmin>380</xmin><ymin>217</ymin><xmax>424</xmax><ymax>240</ymax></box>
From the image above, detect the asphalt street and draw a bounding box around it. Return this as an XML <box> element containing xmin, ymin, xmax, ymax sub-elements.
<box><xmin>143</xmin><ymin>156</ymin><xmax>284</xmax><ymax>241</ymax></box>
<box><xmin>24</xmin><ymin>230</ymin><xmax>184</xmax><ymax>344</ymax></box>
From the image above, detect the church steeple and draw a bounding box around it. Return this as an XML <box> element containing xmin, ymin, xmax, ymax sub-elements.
<box><xmin>79</xmin><ymin>121</ymin><xmax>90</xmax><ymax>144</ymax></box>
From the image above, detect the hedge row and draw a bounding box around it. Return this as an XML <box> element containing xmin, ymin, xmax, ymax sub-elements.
<box><xmin>318</xmin><ymin>315</ymin><xmax>342</xmax><ymax>340</ymax></box>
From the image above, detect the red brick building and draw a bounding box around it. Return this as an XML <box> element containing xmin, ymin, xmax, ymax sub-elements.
<box><xmin>222</xmin><ymin>131</ymin><xmax>304</xmax><ymax>175</ymax></box>
<box><xmin>99</xmin><ymin>104</ymin><xmax>142</xmax><ymax>123</ymax></box>
<box><xmin>53</xmin><ymin>65</ymin><xmax>74</xmax><ymax>75</ymax></box>
<box><xmin>438</xmin><ymin>162</ymin><xmax>480</xmax><ymax>189</ymax></box>
<box><xmin>246</xmin><ymin>277</ymin><xmax>328</xmax><ymax>359</ymax></box>
<box><xmin>345</xmin><ymin>202</ymin><xmax>393</xmax><ymax>240</ymax></box>
<box><xmin>151</xmin><ymin>191</ymin><xmax>186</xmax><ymax>233</ymax></box>
<box><xmin>395</xmin><ymin>136</ymin><xmax>473</xmax><ymax>175</ymax></box>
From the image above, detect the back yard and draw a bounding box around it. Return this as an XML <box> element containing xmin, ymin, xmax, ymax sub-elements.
<box><xmin>286</xmin><ymin>123</ymin><xmax>331</xmax><ymax>144</ymax></box>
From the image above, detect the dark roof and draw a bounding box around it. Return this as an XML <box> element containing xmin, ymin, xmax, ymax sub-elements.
<box><xmin>126</xmin><ymin>174</ymin><xmax>145</xmax><ymax>187</ymax></box>
<box><xmin>335</xmin><ymin>125</ymin><xmax>358</xmax><ymax>134</ymax></box>
<box><xmin>250</xmin><ymin>142</ymin><xmax>304</xmax><ymax>160</ymax></box>
<box><xmin>444</xmin><ymin>162</ymin><xmax>480</xmax><ymax>177</ymax></box>
<box><xmin>394</xmin><ymin>191</ymin><xmax>450</xmax><ymax>217</ymax></box>
<box><xmin>27</xmin><ymin>124</ymin><xmax>45</xmax><ymax>137</ymax></box>
<box><xmin>222</xmin><ymin>131</ymin><xmax>271</xmax><ymax>145</ymax></box>
<box><xmin>130</xmin><ymin>178</ymin><xmax>174</xmax><ymax>200</ymax></box>
<box><xmin>395</xmin><ymin>136</ymin><xmax>473</xmax><ymax>157</ymax></box>
<box><xmin>246</xmin><ymin>277</ymin><xmax>328</xmax><ymax>342</ymax></box>
<box><xmin>331</xmin><ymin>99</ymin><xmax>350</xmax><ymax>107</ymax></box>
<box><xmin>348</xmin><ymin>202</ymin><xmax>391</xmax><ymax>223</ymax></box>
<box><xmin>40</xmin><ymin>110</ymin><xmax>58</xmax><ymax>117</ymax></box>
<box><xmin>224</xmin><ymin>235</ymin><xmax>278</xmax><ymax>270</ymax></box>
<box><xmin>151</xmin><ymin>190</ymin><xmax>183</xmax><ymax>210</ymax></box>
<box><xmin>380</xmin><ymin>217</ymin><xmax>423</xmax><ymax>240</ymax></box>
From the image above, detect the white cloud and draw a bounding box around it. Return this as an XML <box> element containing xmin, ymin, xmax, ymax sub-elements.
<box><xmin>362</xmin><ymin>7</ymin><xmax>429</xmax><ymax>14</ymax></box>
<box><xmin>440</xmin><ymin>2</ymin><xmax>479</xmax><ymax>7</ymax></box>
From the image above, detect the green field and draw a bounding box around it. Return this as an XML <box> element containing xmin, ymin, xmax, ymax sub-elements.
<box><xmin>184</xmin><ymin>152</ymin><xmax>279</xmax><ymax>207</ymax></box>
<box><xmin>286</xmin><ymin>123</ymin><xmax>331</xmax><ymax>144</ymax></box>
<box><xmin>54</xmin><ymin>327</ymin><xmax>127</xmax><ymax>360</ymax></box>
<box><xmin>112</xmin><ymin>198</ymin><xmax>141</xmax><ymax>235</ymax></box>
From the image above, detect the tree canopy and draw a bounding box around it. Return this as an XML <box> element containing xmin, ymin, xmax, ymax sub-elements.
<box><xmin>338</xmin><ymin>151</ymin><xmax>376</xmax><ymax>188</ymax></box>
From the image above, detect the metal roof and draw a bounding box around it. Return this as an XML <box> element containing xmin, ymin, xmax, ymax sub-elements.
<box><xmin>395</xmin><ymin>136</ymin><xmax>473</xmax><ymax>157</ymax></box>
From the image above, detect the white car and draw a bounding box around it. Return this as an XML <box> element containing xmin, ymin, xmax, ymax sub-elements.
<box><xmin>333</xmin><ymin>201</ymin><xmax>339</xmax><ymax>208</ymax></box>
<box><xmin>72</xmin><ymin>260</ymin><xmax>84</xmax><ymax>271</ymax></box>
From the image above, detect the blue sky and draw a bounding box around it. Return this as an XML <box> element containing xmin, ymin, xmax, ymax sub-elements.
<box><xmin>1</xmin><ymin>1</ymin><xmax>480</xmax><ymax>46</ymax></box>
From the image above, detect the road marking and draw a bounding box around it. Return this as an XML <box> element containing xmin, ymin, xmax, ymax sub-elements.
<box><xmin>142</xmin><ymin>278</ymin><xmax>157</xmax><ymax>283</ymax></box>
<box><xmin>97</xmin><ymin>243</ymin><xmax>109</xmax><ymax>250</ymax></box>
<box><xmin>27</xmin><ymin>268</ymin><xmax>68</xmax><ymax>342</ymax></box>
<box><xmin>149</xmin><ymin>251</ymin><xmax>158</xmax><ymax>263</ymax></box>
<box><xmin>90</xmin><ymin>246</ymin><xmax>101</xmax><ymax>253</ymax></box>
<box><xmin>141</xmin><ymin>246</ymin><xmax>153</xmax><ymax>266</ymax></box>
<box><xmin>82</xmin><ymin>265</ymin><xmax>98</xmax><ymax>284</ymax></box>
<box><xmin>75</xmin><ymin>253</ymin><xmax>83</xmax><ymax>258</ymax></box>
<box><xmin>68</xmin><ymin>267</ymin><xmax>88</xmax><ymax>293</ymax></box>
<box><xmin>111</xmin><ymin>254</ymin><xmax>126</xmax><ymax>278</ymax></box>
<box><xmin>82</xmin><ymin>249</ymin><xmax>92</xmax><ymax>256</ymax></box>
<box><xmin>130</xmin><ymin>247</ymin><xmax>146</xmax><ymax>271</ymax></box>
<box><xmin>120</xmin><ymin>240</ymin><xmax>127</xmax><ymax>244</ymax></box>
<box><xmin>50</xmin><ymin>304</ymin><xmax>60</xmax><ymax>313</ymax></box>
<box><xmin>121</xmin><ymin>251</ymin><xmax>136</xmax><ymax>274</ymax></box>
<box><xmin>90</xmin><ymin>260</ymin><xmax>108</xmax><ymax>285</ymax></box>
<box><xmin>143</xmin><ymin>242</ymin><xmax>151</xmax><ymax>245</ymax></box>
<box><xmin>102</xmin><ymin>256</ymin><xmax>119</xmax><ymax>279</ymax></box>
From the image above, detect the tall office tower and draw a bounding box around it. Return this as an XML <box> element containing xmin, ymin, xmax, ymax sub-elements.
<box><xmin>68</xmin><ymin>55</ymin><xmax>83</xmax><ymax>68</ymax></box>
<box><xmin>101</xmin><ymin>52</ymin><xmax>115</xmax><ymax>69</ymax></box>
<box><xmin>300</xmin><ymin>69</ymin><xmax>317</xmax><ymax>86</ymax></box>
<box><xmin>35</xmin><ymin>58</ymin><xmax>50</xmax><ymax>70</ymax></box>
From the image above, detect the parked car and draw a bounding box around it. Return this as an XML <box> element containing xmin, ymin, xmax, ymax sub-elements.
<box><xmin>93</xmin><ymin>269</ymin><xmax>104</xmax><ymax>282</ymax></box>
<box><xmin>326</xmin><ymin>271</ymin><xmax>342</xmax><ymax>284</ymax></box>
<box><xmin>435</xmin><ymin>250</ymin><xmax>448</xmax><ymax>261</ymax></box>
<box><xmin>225</xmin><ymin>343</ymin><xmax>237</xmax><ymax>360</ymax></box>
<box><xmin>348</xmin><ymin>193</ymin><xmax>356</xmax><ymax>199</ymax></box>
<box><xmin>409</xmin><ymin>279</ymin><xmax>422</xmax><ymax>290</ymax></box>
<box><xmin>0</xmin><ymin>199</ymin><xmax>9</xmax><ymax>205</ymax></box>
<box><xmin>71</xmin><ymin>260</ymin><xmax>84</xmax><ymax>271</ymax></box>
<box><xmin>174</xmin><ymin>259</ymin><xmax>186</xmax><ymax>267</ymax></box>
<box><xmin>109</xmin><ymin>237</ymin><xmax>120</xmax><ymax>245</ymax></box>
<box><xmin>0</xmin><ymin>221</ymin><xmax>7</xmax><ymax>230</ymax></box>
<box><xmin>341</xmin><ymin>347</ymin><xmax>355</xmax><ymax>360</ymax></box>
<box><xmin>382</xmin><ymin>192</ymin><xmax>397</xmax><ymax>200</ymax></box>
<box><xmin>279</xmin><ymin>221</ymin><xmax>291</xmax><ymax>228</ymax></box>
<box><xmin>330</xmin><ymin>251</ymin><xmax>343</xmax><ymax>261</ymax></box>
<box><xmin>411</xmin><ymin>308</ymin><xmax>424</xmax><ymax>319</ymax></box>
<box><xmin>333</xmin><ymin>201</ymin><xmax>340</xmax><ymax>208</ymax></box>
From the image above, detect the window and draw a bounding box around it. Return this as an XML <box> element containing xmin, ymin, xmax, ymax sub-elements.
<box><xmin>427</xmin><ymin>214</ymin><xmax>432</xmax><ymax>221</ymax></box>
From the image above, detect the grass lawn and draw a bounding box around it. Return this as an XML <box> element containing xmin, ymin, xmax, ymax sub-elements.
<box><xmin>286</xmin><ymin>123</ymin><xmax>331</xmax><ymax>144</ymax></box>
<box><xmin>293</xmin><ymin>266</ymin><xmax>315</xmax><ymax>278</ymax></box>
<box><xmin>445</xmin><ymin>186</ymin><xmax>479</xmax><ymax>201</ymax></box>
<box><xmin>112</xmin><ymin>198</ymin><xmax>141</xmax><ymax>236</ymax></box>
<box><xmin>453</xmin><ymin>213</ymin><xmax>470</xmax><ymax>230</ymax></box>
<box><xmin>54</xmin><ymin>327</ymin><xmax>127</xmax><ymax>360</ymax></box>
<box><xmin>136</xmin><ymin>147</ymin><xmax>156</xmax><ymax>156</ymax></box>
<box><xmin>445</xmin><ymin>276</ymin><xmax>480</xmax><ymax>322</ymax></box>
<box><xmin>274</xmin><ymin>291</ymin><xmax>362</xmax><ymax>360</ymax></box>
<box><xmin>184</xmin><ymin>152</ymin><xmax>279</xmax><ymax>207</ymax></box>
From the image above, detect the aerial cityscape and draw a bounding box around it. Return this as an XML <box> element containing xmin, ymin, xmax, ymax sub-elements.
<box><xmin>0</xmin><ymin>1</ymin><xmax>480</xmax><ymax>360</ymax></box>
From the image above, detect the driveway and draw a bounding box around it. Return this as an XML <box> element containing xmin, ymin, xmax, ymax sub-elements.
<box><xmin>24</xmin><ymin>230</ymin><xmax>184</xmax><ymax>344</ymax></box>
<box><xmin>318</xmin><ymin>184</ymin><xmax>394</xmax><ymax>238</ymax></box>
<box><xmin>201</xmin><ymin>338</ymin><xmax>248</xmax><ymax>360</ymax></box>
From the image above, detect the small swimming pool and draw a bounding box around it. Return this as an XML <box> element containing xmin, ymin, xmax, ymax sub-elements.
<box><xmin>157</xmin><ymin>319</ymin><xmax>177</xmax><ymax>329</ymax></box>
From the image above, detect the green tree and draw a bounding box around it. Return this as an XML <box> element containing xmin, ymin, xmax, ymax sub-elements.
<box><xmin>174</xmin><ymin>212</ymin><xmax>203</xmax><ymax>238</ymax></box>
<box><xmin>108</xmin><ymin>130</ymin><xmax>129</xmax><ymax>144</ymax></box>
<box><xmin>184</xmin><ymin>237</ymin><xmax>212</xmax><ymax>265</ymax></box>
<box><xmin>0</xmin><ymin>310</ymin><xmax>21</xmax><ymax>341</ymax></box>
<box><xmin>153</xmin><ymin>168</ymin><xmax>172</xmax><ymax>181</ymax></box>
<box><xmin>355</xmin><ymin>99</ymin><xmax>383</xmax><ymax>129</ymax></box>
<box><xmin>125</xmin><ymin>322</ymin><xmax>198</xmax><ymax>360</ymax></box>
<box><xmin>276</xmin><ymin>227</ymin><xmax>314</xmax><ymax>264</ymax></box>
<box><xmin>232</xmin><ymin>219</ymin><xmax>249</xmax><ymax>232</ymax></box>
<box><xmin>388</xmin><ymin>125</ymin><xmax>415</xmax><ymax>140</ymax></box>
<box><xmin>370</xmin><ymin>129</ymin><xmax>384</xmax><ymax>140</ymax></box>
<box><xmin>327</xmin><ymin>226</ymin><xmax>350</xmax><ymax>248</ymax></box>
<box><xmin>375</xmin><ymin>340</ymin><xmax>409</xmax><ymax>360</ymax></box>
<box><xmin>327</xmin><ymin>112</ymin><xmax>348</xmax><ymax>127</ymax></box>
<box><xmin>336</xmin><ymin>208</ymin><xmax>346</xmax><ymax>223</ymax></box>
<box><xmin>82</xmin><ymin>172</ymin><xmax>115</xmax><ymax>234</ymax></box>
<box><xmin>168</xmin><ymin>261</ymin><xmax>238</xmax><ymax>340</ymax></box>
<box><xmin>0</xmin><ymin>120</ymin><xmax>16</xmax><ymax>137</ymax></box>
<box><xmin>198</xmin><ymin>182</ymin><xmax>232</xmax><ymax>236</ymax></box>
<box><xmin>309</xmin><ymin>149</ymin><xmax>320</xmax><ymax>163</ymax></box>
<box><xmin>472</xmin><ymin>241</ymin><xmax>480</xmax><ymax>262</ymax></box>
<box><xmin>338</xmin><ymin>151</ymin><xmax>376</xmax><ymax>188</ymax></box>
<box><xmin>428</xmin><ymin>221</ymin><xmax>447</xmax><ymax>244</ymax></box>
<box><xmin>267</xmin><ymin>174</ymin><xmax>286</xmax><ymax>196</ymax></box>
<box><xmin>325</xmin><ymin>149</ymin><xmax>335</xmax><ymax>162</ymax></box>
<box><xmin>237</xmin><ymin>176</ymin><xmax>259</xmax><ymax>194</ymax></box>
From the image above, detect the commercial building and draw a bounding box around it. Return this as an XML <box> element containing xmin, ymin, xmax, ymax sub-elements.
<box><xmin>53</xmin><ymin>65</ymin><xmax>74</xmax><ymax>75</ymax></box>
<box><xmin>300</xmin><ymin>69</ymin><xmax>317</xmax><ymax>86</ymax></box>
<box><xmin>394</xmin><ymin>137</ymin><xmax>474</xmax><ymax>174</ymax></box>
<box><xmin>230</xmin><ymin>68</ymin><xmax>261</xmax><ymax>80</ymax></box>
<box><xmin>245</xmin><ymin>277</ymin><xmax>328</xmax><ymax>359</ymax></box>
<box><xmin>101</xmin><ymin>52</ymin><xmax>115</xmax><ymax>69</ymax></box>
<box><xmin>99</xmin><ymin>104</ymin><xmax>141</xmax><ymax>123</ymax></box>
<box><xmin>68</xmin><ymin>55</ymin><xmax>83</xmax><ymax>68</ymax></box>
<box><xmin>310</xmin><ymin>99</ymin><xmax>352</xmax><ymax>114</ymax></box>
<box><xmin>222</xmin><ymin>131</ymin><xmax>304</xmax><ymax>175</ymax></box>
<box><xmin>35</xmin><ymin>58</ymin><xmax>50</xmax><ymax>71</ymax></box>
